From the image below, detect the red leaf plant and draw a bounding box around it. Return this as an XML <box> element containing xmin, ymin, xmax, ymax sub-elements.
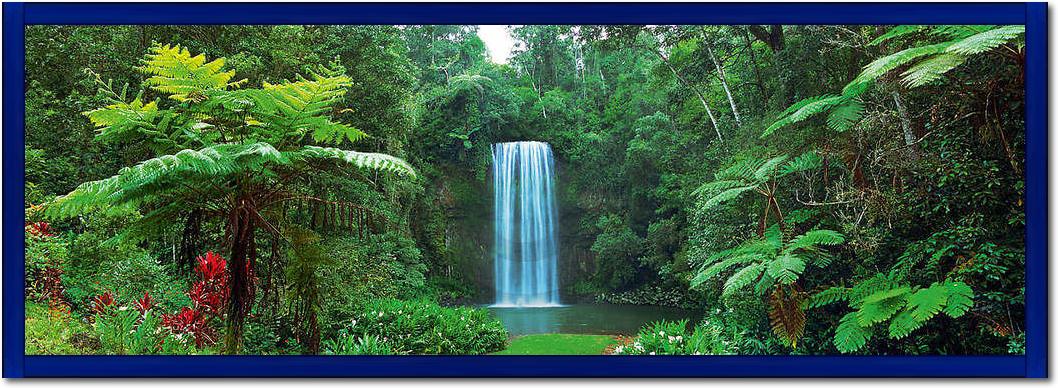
<box><xmin>90</xmin><ymin>291</ymin><xmax>116</xmax><ymax>317</ymax></box>
<box><xmin>24</xmin><ymin>221</ymin><xmax>54</xmax><ymax>239</ymax></box>
<box><xmin>161</xmin><ymin>251</ymin><xmax>232</xmax><ymax>347</ymax></box>
<box><xmin>162</xmin><ymin>307</ymin><xmax>218</xmax><ymax>347</ymax></box>
<box><xmin>189</xmin><ymin>251</ymin><xmax>230</xmax><ymax>317</ymax></box>
<box><xmin>134</xmin><ymin>291</ymin><xmax>155</xmax><ymax>316</ymax></box>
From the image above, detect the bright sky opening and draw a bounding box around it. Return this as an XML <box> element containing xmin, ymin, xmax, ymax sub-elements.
<box><xmin>477</xmin><ymin>25</ymin><xmax>515</xmax><ymax>64</ymax></box>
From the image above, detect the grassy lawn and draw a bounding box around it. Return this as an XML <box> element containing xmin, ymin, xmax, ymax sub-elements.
<box><xmin>492</xmin><ymin>334</ymin><xmax>618</xmax><ymax>355</ymax></box>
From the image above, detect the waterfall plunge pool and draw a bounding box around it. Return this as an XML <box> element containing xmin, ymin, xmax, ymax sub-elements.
<box><xmin>486</xmin><ymin>304</ymin><xmax>699</xmax><ymax>336</ymax></box>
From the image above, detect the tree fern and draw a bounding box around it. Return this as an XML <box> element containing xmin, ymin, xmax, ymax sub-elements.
<box><xmin>815</xmin><ymin>275</ymin><xmax>974</xmax><ymax>353</ymax></box>
<box><xmin>47</xmin><ymin>44</ymin><xmax>415</xmax><ymax>352</ymax></box>
<box><xmin>140</xmin><ymin>44</ymin><xmax>246</xmax><ymax>101</ymax></box>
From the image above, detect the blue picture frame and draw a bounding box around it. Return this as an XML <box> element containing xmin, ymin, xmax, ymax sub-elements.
<box><xmin>2</xmin><ymin>2</ymin><xmax>1047</xmax><ymax>378</ymax></box>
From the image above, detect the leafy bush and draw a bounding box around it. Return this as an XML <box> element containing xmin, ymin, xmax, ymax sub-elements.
<box><xmin>25</xmin><ymin>302</ymin><xmax>93</xmax><ymax>355</ymax></box>
<box><xmin>93</xmin><ymin>306</ymin><xmax>203</xmax><ymax>355</ymax></box>
<box><xmin>337</xmin><ymin>299</ymin><xmax>507</xmax><ymax>355</ymax></box>
<box><xmin>595</xmin><ymin>285</ymin><xmax>690</xmax><ymax>307</ymax></box>
<box><xmin>612</xmin><ymin>318</ymin><xmax>740</xmax><ymax>355</ymax></box>
<box><xmin>322</xmin><ymin>332</ymin><xmax>394</xmax><ymax>355</ymax></box>
<box><xmin>317</xmin><ymin>233</ymin><xmax>428</xmax><ymax>334</ymax></box>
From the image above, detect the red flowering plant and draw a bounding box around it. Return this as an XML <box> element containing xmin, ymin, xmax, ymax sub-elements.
<box><xmin>162</xmin><ymin>307</ymin><xmax>218</xmax><ymax>347</ymax></box>
<box><xmin>160</xmin><ymin>251</ymin><xmax>233</xmax><ymax>347</ymax></box>
<box><xmin>134</xmin><ymin>291</ymin><xmax>155</xmax><ymax>316</ymax></box>
<box><xmin>24</xmin><ymin>221</ymin><xmax>54</xmax><ymax>238</ymax></box>
<box><xmin>89</xmin><ymin>291</ymin><xmax>117</xmax><ymax>319</ymax></box>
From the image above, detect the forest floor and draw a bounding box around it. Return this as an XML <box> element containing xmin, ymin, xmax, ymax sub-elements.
<box><xmin>492</xmin><ymin>334</ymin><xmax>618</xmax><ymax>355</ymax></box>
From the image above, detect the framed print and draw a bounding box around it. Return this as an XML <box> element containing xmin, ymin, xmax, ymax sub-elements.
<box><xmin>2</xmin><ymin>2</ymin><xmax>1047</xmax><ymax>378</ymax></box>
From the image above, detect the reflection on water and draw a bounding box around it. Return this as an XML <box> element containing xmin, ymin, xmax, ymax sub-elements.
<box><xmin>488</xmin><ymin>304</ymin><xmax>698</xmax><ymax>336</ymax></box>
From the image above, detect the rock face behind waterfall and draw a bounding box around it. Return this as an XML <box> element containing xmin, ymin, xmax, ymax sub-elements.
<box><xmin>492</xmin><ymin>141</ymin><xmax>561</xmax><ymax>307</ymax></box>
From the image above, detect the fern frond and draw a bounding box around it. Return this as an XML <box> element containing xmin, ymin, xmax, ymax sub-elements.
<box><xmin>900</xmin><ymin>54</ymin><xmax>967</xmax><ymax>88</ymax></box>
<box><xmin>856</xmin><ymin>287</ymin><xmax>909</xmax><ymax>326</ymax></box>
<box><xmin>809</xmin><ymin>286</ymin><xmax>850</xmax><ymax>309</ymax></box>
<box><xmin>843</xmin><ymin>42</ymin><xmax>952</xmax><ymax>94</ymax></box>
<box><xmin>766</xmin><ymin>253</ymin><xmax>806</xmax><ymax>285</ymax></box>
<box><xmin>946</xmin><ymin>25</ymin><xmax>1025</xmax><ymax>55</ymax></box>
<box><xmin>835</xmin><ymin>312</ymin><xmax>871</xmax><ymax>353</ymax></box>
<box><xmin>250</xmin><ymin>71</ymin><xmax>368</xmax><ymax>146</ymax></box>
<box><xmin>753</xmin><ymin>155</ymin><xmax>790</xmax><ymax>181</ymax></box>
<box><xmin>701</xmin><ymin>185</ymin><xmax>757</xmax><ymax>209</ymax></box>
<box><xmin>825</xmin><ymin>100</ymin><xmax>864</xmax><ymax>132</ymax></box>
<box><xmin>768</xmin><ymin>286</ymin><xmax>806</xmax><ymax>348</ymax></box>
<box><xmin>763</xmin><ymin>95</ymin><xmax>845</xmax><ymax>137</ymax></box>
<box><xmin>781</xmin><ymin>152</ymin><xmax>823</xmax><ymax>175</ymax></box>
<box><xmin>887</xmin><ymin>310</ymin><xmax>925</xmax><ymax>339</ymax></box>
<box><xmin>942</xmin><ymin>281</ymin><xmax>974</xmax><ymax>318</ymax></box>
<box><xmin>785</xmin><ymin>229</ymin><xmax>845</xmax><ymax>253</ymax></box>
<box><xmin>868</xmin><ymin>25</ymin><xmax>926</xmax><ymax>46</ymax></box>
<box><xmin>907</xmin><ymin>283</ymin><xmax>949</xmax><ymax>321</ymax></box>
<box><xmin>293</xmin><ymin>146</ymin><xmax>416</xmax><ymax>177</ymax></box>
<box><xmin>722</xmin><ymin>263</ymin><xmax>766</xmax><ymax>298</ymax></box>
<box><xmin>140</xmin><ymin>44</ymin><xmax>245</xmax><ymax>101</ymax></box>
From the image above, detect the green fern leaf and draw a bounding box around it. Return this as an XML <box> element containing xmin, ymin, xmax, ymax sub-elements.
<box><xmin>868</xmin><ymin>25</ymin><xmax>926</xmax><ymax>46</ymax></box>
<box><xmin>139</xmin><ymin>44</ymin><xmax>245</xmax><ymax>101</ymax></box>
<box><xmin>907</xmin><ymin>283</ymin><xmax>949</xmax><ymax>321</ymax></box>
<box><xmin>826</xmin><ymin>100</ymin><xmax>864</xmax><ymax>132</ymax></box>
<box><xmin>900</xmin><ymin>54</ymin><xmax>968</xmax><ymax>88</ymax></box>
<box><xmin>781</xmin><ymin>152</ymin><xmax>823</xmax><ymax>175</ymax></box>
<box><xmin>722</xmin><ymin>263</ymin><xmax>766</xmax><ymax>298</ymax></box>
<box><xmin>766</xmin><ymin>253</ymin><xmax>806</xmax><ymax>285</ymax></box>
<box><xmin>942</xmin><ymin>281</ymin><xmax>974</xmax><ymax>318</ymax></box>
<box><xmin>844</xmin><ymin>42</ymin><xmax>952</xmax><ymax>94</ymax></box>
<box><xmin>809</xmin><ymin>286</ymin><xmax>850</xmax><ymax>309</ymax></box>
<box><xmin>834</xmin><ymin>312</ymin><xmax>871</xmax><ymax>353</ymax></box>
<box><xmin>701</xmin><ymin>185</ymin><xmax>757</xmax><ymax>209</ymax></box>
<box><xmin>763</xmin><ymin>95</ymin><xmax>844</xmax><ymax>137</ymax></box>
<box><xmin>887</xmin><ymin>310</ymin><xmax>925</xmax><ymax>339</ymax></box>
<box><xmin>946</xmin><ymin>25</ymin><xmax>1025</xmax><ymax>56</ymax></box>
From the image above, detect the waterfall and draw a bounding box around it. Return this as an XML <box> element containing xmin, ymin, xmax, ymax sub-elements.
<box><xmin>492</xmin><ymin>141</ymin><xmax>561</xmax><ymax>307</ymax></box>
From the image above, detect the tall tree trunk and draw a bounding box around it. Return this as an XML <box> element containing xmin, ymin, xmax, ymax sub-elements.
<box><xmin>225</xmin><ymin>196</ymin><xmax>256</xmax><ymax>353</ymax></box>
<box><xmin>741</xmin><ymin>27</ymin><xmax>769</xmax><ymax>106</ymax></box>
<box><xmin>890</xmin><ymin>91</ymin><xmax>920</xmax><ymax>160</ymax></box>
<box><xmin>653</xmin><ymin>49</ymin><xmax>723</xmax><ymax>142</ymax></box>
<box><xmin>706</xmin><ymin>43</ymin><xmax>743</xmax><ymax>128</ymax></box>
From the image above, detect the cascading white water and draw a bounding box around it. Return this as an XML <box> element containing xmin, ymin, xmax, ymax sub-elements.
<box><xmin>492</xmin><ymin>141</ymin><xmax>561</xmax><ymax>307</ymax></box>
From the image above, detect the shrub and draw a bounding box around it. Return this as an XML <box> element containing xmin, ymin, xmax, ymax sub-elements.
<box><xmin>338</xmin><ymin>299</ymin><xmax>507</xmax><ymax>355</ymax></box>
<box><xmin>594</xmin><ymin>285</ymin><xmax>690</xmax><ymax>307</ymax></box>
<box><xmin>322</xmin><ymin>332</ymin><xmax>394</xmax><ymax>355</ymax></box>
<box><xmin>25</xmin><ymin>302</ymin><xmax>93</xmax><ymax>355</ymax></box>
<box><xmin>612</xmin><ymin>318</ymin><xmax>741</xmax><ymax>355</ymax></box>
<box><xmin>93</xmin><ymin>306</ymin><xmax>203</xmax><ymax>355</ymax></box>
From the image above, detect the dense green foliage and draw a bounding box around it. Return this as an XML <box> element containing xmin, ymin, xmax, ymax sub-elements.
<box><xmin>332</xmin><ymin>299</ymin><xmax>508</xmax><ymax>355</ymax></box>
<box><xmin>25</xmin><ymin>23</ymin><xmax>1024</xmax><ymax>355</ymax></box>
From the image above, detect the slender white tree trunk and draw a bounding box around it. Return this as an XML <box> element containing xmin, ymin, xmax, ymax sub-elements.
<box><xmin>707</xmin><ymin>44</ymin><xmax>742</xmax><ymax>128</ymax></box>
<box><xmin>654</xmin><ymin>49</ymin><xmax>723</xmax><ymax>142</ymax></box>
<box><xmin>890</xmin><ymin>91</ymin><xmax>918</xmax><ymax>160</ymax></box>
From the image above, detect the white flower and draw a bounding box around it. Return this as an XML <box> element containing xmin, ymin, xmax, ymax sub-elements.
<box><xmin>649</xmin><ymin>352</ymin><xmax>656</xmax><ymax>355</ymax></box>
<box><xmin>659</xmin><ymin>331</ymin><xmax>665</xmax><ymax>336</ymax></box>
<box><xmin>676</xmin><ymin>336</ymin><xmax>683</xmax><ymax>342</ymax></box>
<box><xmin>668</xmin><ymin>336</ymin><xmax>675</xmax><ymax>342</ymax></box>
<box><xmin>378</xmin><ymin>312</ymin><xmax>384</xmax><ymax>317</ymax></box>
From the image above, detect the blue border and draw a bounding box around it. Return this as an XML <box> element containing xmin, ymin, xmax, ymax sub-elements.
<box><xmin>3</xmin><ymin>1</ymin><xmax>26</xmax><ymax>380</ymax></box>
<box><xmin>2</xmin><ymin>2</ymin><xmax>1047</xmax><ymax>378</ymax></box>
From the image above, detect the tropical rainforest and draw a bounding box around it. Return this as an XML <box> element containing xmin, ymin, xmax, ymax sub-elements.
<box><xmin>24</xmin><ymin>24</ymin><xmax>1025</xmax><ymax>356</ymax></box>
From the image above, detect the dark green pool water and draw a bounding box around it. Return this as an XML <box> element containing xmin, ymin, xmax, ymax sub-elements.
<box><xmin>487</xmin><ymin>304</ymin><xmax>698</xmax><ymax>336</ymax></box>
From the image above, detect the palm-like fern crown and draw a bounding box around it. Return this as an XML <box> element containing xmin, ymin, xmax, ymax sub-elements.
<box><xmin>48</xmin><ymin>45</ymin><xmax>415</xmax><ymax>221</ymax></box>
<box><xmin>691</xmin><ymin>224</ymin><xmax>845</xmax><ymax>298</ymax></box>
<box><xmin>810</xmin><ymin>271</ymin><xmax>974</xmax><ymax>353</ymax></box>
<box><xmin>763</xmin><ymin>25</ymin><xmax>1024</xmax><ymax>138</ymax></box>
<box><xmin>140</xmin><ymin>44</ymin><xmax>246</xmax><ymax>102</ymax></box>
<box><xmin>695</xmin><ymin>152</ymin><xmax>821</xmax><ymax>209</ymax></box>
